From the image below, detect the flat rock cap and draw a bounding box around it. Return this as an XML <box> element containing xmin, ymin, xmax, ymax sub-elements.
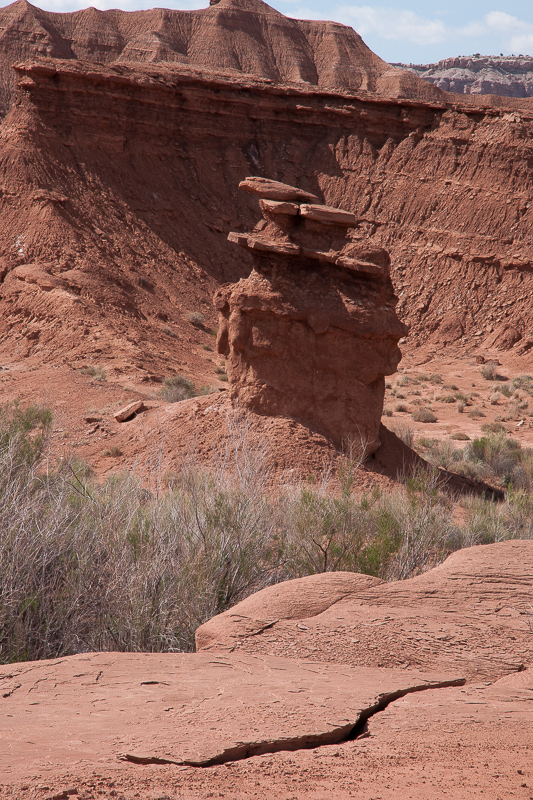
<box><xmin>239</xmin><ymin>176</ymin><xmax>320</xmax><ymax>203</ymax></box>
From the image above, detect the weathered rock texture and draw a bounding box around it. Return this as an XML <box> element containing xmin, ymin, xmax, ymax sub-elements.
<box><xmin>403</xmin><ymin>55</ymin><xmax>533</xmax><ymax>98</ymax></box>
<box><xmin>197</xmin><ymin>539</ymin><xmax>533</xmax><ymax>681</ymax></box>
<box><xmin>2</xmin><ymin>55</ymin><xmax>533</xmax><ymax>384</ymax></box>
<box><xmin>215</xmin><ymin>178</ymin><xmax>406</xmax><ymax>450</ymax></box>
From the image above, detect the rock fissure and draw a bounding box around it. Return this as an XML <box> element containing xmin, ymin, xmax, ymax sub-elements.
<box><xmin>119</xmin><ymin>677</ymin><xmax>465</xmax><ymax>768</ymax></box>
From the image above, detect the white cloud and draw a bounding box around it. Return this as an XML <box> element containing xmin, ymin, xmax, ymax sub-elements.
<box><xmin>336</xmin><ymin>5</ymin><xmax>448</xmax><ymax>44</ymax></box>
<box><xmin>334</xmin><ymin>6</ymin><xmax>533</xmax><ymax>55</ymax></box>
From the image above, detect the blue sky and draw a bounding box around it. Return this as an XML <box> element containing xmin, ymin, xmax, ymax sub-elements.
<box><xmin>30</xmin><ymin>0</ymin><xmax>533</xmax><ymax>64</ymax></box>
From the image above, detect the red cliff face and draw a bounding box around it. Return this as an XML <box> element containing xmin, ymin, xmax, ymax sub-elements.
<box><xmin>1</xmin><ymin>57</ymin><xmax>533</xmax><ymax>380</ymax></box>
<box><xmin>0</xmin><ymin>0</ymin><xmax>441</xmax><ymax>116</ymax></box>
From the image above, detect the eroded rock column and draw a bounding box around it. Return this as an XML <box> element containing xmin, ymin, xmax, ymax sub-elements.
<box><xmin>215</xmin><ymin>177</ymin><xmax>407</xmax><ymax>452</ymax></box>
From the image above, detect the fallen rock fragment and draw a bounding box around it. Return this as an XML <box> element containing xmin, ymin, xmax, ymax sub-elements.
<box><xmin>113</xmin><ymin>400</ymin><xmax>144</xmax><ymax>422</ymax></box>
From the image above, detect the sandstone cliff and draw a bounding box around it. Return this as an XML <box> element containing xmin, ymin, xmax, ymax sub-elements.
<box><xmin>0</xmin><ymin>0</ymin><xmax>441</xmax><ymax>116</ymax></box>
<box><xmin>1</xmin><ymin>57</ymin><xmax>532</xmax><ymax>382</ymax></box>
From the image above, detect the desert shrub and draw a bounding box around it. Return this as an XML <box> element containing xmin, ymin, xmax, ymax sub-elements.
<box><xmin>2</xmin><ymin>405</ymin><xmax>533</xmax><ymax>665</ymax></box>
<box><xmin>104</xmin><ymin>446</ymin><xmax>123</xmax><ymax>458</ymax></box>
<box><xmin>186</xmin><ymin>311</ymin><xmax>205</xmax><ymax>328</ymax></box>
<box><xmin>396</xmin><ymin>375</ymin><xmax>409</xmax><ymax>387</ymax></box>
<box><xmin>457</xmin><ymin>399</ymin><xmax>465</xmax><ymax>413</ymax></box>
<box><xmin>388</xmin><ymin>423</ymin><xmax>414</xmax><ymax>448</ymax></box>
<box><xmin>412</xmin><ymin>408</ymin><xmax>437</xmax><ymax>423</ymax></box>
<box><xmin>482</xmin><ymin>422</ymin><xmax>506</xmax><ymax>434</ymax></box>
<box><xmin>480</xmin><ymin>361</ymin><xmax>498</xmax><ymax>380</ymax></box>
<box><xmin>468</xmin><ymin>407</ymin><xmax>485</xmax><ymax>419</ymax></box>
<box><xmin>383</xmin><ymin>407</ymin><xmax>393</xmax><ymax>417</ymax></box>
<box><xmin>395</xmin><ymin>402</ymin><xmax>408</xmax><ymax>413</ymax></box>
<box><xmin>442</xmin><ymin>395</ymin><xmax>456</xmax><ymax>403</ymax></box>
<box><xmin>161</xmin><ymin>325</ymin><xmax>179</xmax><ymax>339</ymax></box>
<box><xmin>159</xmin><ymin>374</ymin><xmax>198</xmax><ymax>402</ymax></box>
<box><xmin>429</xmin><ymin>374</ymin><xmax>443</xmax><ymax>384</ymax></box>
<box><xmin>421</xmin><ymin>439</ymin><xmax>463</xmax><ymax>470</ymax></box>
<box><xmin>450</xmin><ymin>431</ymin><xmax>470</xmax><ymax>441</ymax></box>
<box><xmin>80</xmin><ymin>365</ymin><xmax>107</xmax><ymax>381</ymax></box>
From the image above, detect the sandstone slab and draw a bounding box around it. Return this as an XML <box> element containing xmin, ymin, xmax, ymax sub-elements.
<box><xmin>197</xmin><ymin>540</ymin><xmax>533</xmax><ymax>681</ymax></box>
<box><xmin>0</xmin><ymin>651</ymin><xmax>461</xmax><ymax>782</ymax></box>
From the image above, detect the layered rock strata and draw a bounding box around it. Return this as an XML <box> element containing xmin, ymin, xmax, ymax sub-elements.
<box><xmin>215</xmin><ymin>178</ymin><xmax>407</xmax><ymax>451</ymax></box>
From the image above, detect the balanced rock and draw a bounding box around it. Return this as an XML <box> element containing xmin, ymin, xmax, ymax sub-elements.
<box><xmin>216</xmin><ymin>178</ymin><xmax>407</xmax><ymax>452</ymax></box>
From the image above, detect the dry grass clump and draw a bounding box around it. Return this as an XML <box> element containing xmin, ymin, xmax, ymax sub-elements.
<box><xmin>2</xmin><ymin>403</ymin><xmax>533</xmax><ymax>665</ymax></box>
<box><xmin>412</xmin><ymin>408</ymin><xmax>437</xmax><ymax>423</ymax></box>
<box><xmin>480</xmin><ymin>360</ymin><xmax>499</xmax><ymax>380</ymax></box>
<box><xmin>159</xmin><ymin>374</ymin><xmax>198</xmax><ymax>402</ymax></box>
<box><xmin>186</xmin><ymin>311</ymin><xmax>205</xmax><ymax>328</ymax></box>
<box><xmin>80</xmin><ymin>364</ymin><xmax>107</xmax><ymax>382</ymax></box>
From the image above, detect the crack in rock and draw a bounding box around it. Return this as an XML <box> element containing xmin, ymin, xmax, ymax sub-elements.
<box><xmin>120</xmin><ymin>677</ymin><xmax>465</xmax><ymax>768</ymax></box>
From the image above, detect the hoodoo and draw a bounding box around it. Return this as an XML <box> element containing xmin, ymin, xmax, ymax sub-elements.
<box><xmin>215</xmin><ymin>178</ymin><xmax>407</xmax><ymax>452</ymax></box>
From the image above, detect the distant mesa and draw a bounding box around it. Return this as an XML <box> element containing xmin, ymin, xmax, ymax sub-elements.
<box><xmin>216</xmin><ymin>178</ymin><xmax>407</xmax><ymax>452</ymax></box>
<box><xmin>399</xmin><ymin>55</ymin><xmax>533</xmax><ymax>98</ymax></box>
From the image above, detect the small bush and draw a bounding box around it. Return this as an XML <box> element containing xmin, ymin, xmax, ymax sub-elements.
<box><xmin>186</xmin><ymin>311</ymin><xmax>205</xmax><ymax>328</ymax></box>
<box><xmin>482</xmin><ymin>422</ymin><xmax>506</xmax><ymax>434</ymax></box>
<box><xmin>412</xmin><ymin>408</ymin><xmax>437</xmax><ymax>423</ymax></box>
<box><xmin>395</xmin><ymin>402</ymin><xmax>408</xmax><ymax>413</ymax></box>
<box><xmin>480</xmin><ymin>361</ymin><xmax>498</xmax><ymax>380</ymax></box>
<box><xmin>429</xmin><ymin>374</ymin><xmax>443</xmax><ymax>385</ymax></box>
<box><xmin>161</xmin><ymin>325</ymin><xmax>179</xmax><ymax>339</ymax></box>
<box><xmin>389</xmin><ymin>423</ymin><xmax>414</xmax><ymax>448</ymax></box>
<box><xmin>80</xmin><ymin>365</ymin><xmax>107</xmax><ymax>382</ymax></box>
<box><xmin>457</xmin><ymin>399</ymin><xmax>465</xmax><ymax>414</ymax></box>
<box><xmin>468</xmin><ymin>407</ymin><xmax>485</xmax><ymax>419</ymax></box>
<box><xmin>104</xmin><ymin>446</ymin><xmax>123</xmax><ymax>457</ymax></box>
<box><xmin>383</xmin><ymin>407</ymin><xmax>393</xmax><ymax>417</ymax></box>
<box><xmin>159</xmin><ymin>374</ymin><xmax>198</xmax><ymax>403</ymax></box>
<box><xmin>450</xmin><ymin>431</ymin><xmax>470</xmax><ymax>441</ymax></box>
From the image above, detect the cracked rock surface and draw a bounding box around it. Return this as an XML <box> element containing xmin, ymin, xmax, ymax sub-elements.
<box><xmin>0</xmin><ymin>651</ymin><xmax>460</xmax><ymax>780</ymax></box>
<box><xmin>1</xmin><ymin>541</ymin><xmax>533</xmax><ymax>798</ymax></box>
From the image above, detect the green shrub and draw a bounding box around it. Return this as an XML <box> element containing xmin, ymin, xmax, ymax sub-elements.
<box><xmin>159</xmin><ymin>374</ymin><xmax>198</xmax><ymax>402</ymax></box>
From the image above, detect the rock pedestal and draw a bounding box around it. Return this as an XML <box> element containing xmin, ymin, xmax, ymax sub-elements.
<box><xmin>215</xmin><ymin>178</ymin><xmax>407</xmax><ymax>452</ymax></box>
